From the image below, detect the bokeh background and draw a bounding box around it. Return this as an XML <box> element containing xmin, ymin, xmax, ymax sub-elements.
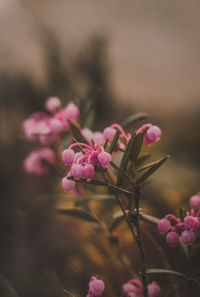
<box><xmin>1</xmin><ymin>1</ymin><xmax>200</xmax><ymax>296</ymax></box>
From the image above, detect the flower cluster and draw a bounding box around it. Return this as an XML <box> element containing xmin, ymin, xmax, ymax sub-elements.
<box><xmin>122</xmin><ymin>279</ymin><xmax>160</xmax><ymax>297</ymax></box>
<box><xmin>158</xmin><ymin>193</ymin><xmax>200</xmax><ymax>247</ymax></box>
<box><xmin>23</xmin><ymin>147</ymin><xmax>55</xmax><ymax>176</ymax></box>
<box><xmin>61</xmin><ymin>141</ymin><xmax>112</xmax><ymax>192</ymax></box>
<box><xmin>86</xmin><ymin>276</ymin><xmax>105</xmax><ymax>297</ymax></box>
<box><xmin>23</xmin><ymin>97</ymin><xmax>79</xmax><ymax>145</ymax></box>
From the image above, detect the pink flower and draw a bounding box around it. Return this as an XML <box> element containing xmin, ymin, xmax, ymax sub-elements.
<box><xmin>45</xmin><ymin>97</ymin><xmax>61</xmax><ymax>113</ymax></box>
<box><xmin>184</xmin><ymin>215</ymin><xmax>199</xmax><ymax>232</ymax></box>
<box><xmin>62</xmin><ymin>149</ymin><xmax>75</xmax><ymax>166</ymax></box>
<box><xmin>71</xmin><ymin>164</ymin><xmax>84</xmax><ymax>179</ymax></box>
<box><xmin>63</xmin><ymin>101</ymin><xmax>79</xmax><ymax>121</ymax></box>
<box><xmin>103</xmin><ymin>127</ymin><xmax>116</xmax><ymax>142</ymax></box>
<box><xmin>137</xmin><ymin>124</ymin><xmax>161</xmax><ymax>145</ymax></box>
<box><xmin>190</xmin><ymin>192</ymin><xmax>200</xmax><ymax>209</ymax></box>
<box><xmin>147</xmin><ymin>282</ymin><xmax>161</xmax><ymax>297</ymax></box>
<box><xmin>24</xmin><ymin>147</ymin><xmax>55</xmax><ymax>175</ymax></box>
<box><xmin>166</xmin><ymin>232</ymin><xmax>179</xmax><ymax>247</ymax></box>
<box><xmin>157</xmin><ymin>219</ymin><xmax>171</xmax><ymax>234</ymax></box>
<box><xmin>62</xmin><ymin>177</ymin><xmax>76</xmax><ymax>192</ymax></box>
<box><xmin>88</xmin><ymin>276</ymin><xmax>105</xmax><ymax>297</ymax></box>
<box><xmin>181</xmin><ymin>230</ymin><xmax>195</xmax><ymax>246</ymax></box>
<box><xmin>98</xmin><ymin>151</ymin><xmax>111</xmax><ymax>168</ymax></box>
<box><xmin>83</xmin><ymin>164</ymin><xmax>95</xmax><ymax>180</ymax></box>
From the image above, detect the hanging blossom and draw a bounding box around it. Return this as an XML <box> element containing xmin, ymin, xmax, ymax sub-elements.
<box><xmin>23</xmin><ymin>147</ymin><xmax>55</xmax><ymax>176</ymax></box>
<box><xmin>136</xmin><ymin>124</ymin><xmax>161</xmax><ymax>145</ymax></box>
<box><xmin>122</xmin><ymin>279</ymin><xmax>161</xmax><ymax>297</ymax></box>
<box><xmin>61</xmin><ymin>140</ymin><xmax>112</xmax><ymax>192</ymax></box>
<box><xmin>157</xmin><ymin>192</ymin><xmax>200</xmax><ymax>247</ymax></box>
<box><xmin>22</xmin><ymin>97</ymin><xmax>79</xmax><ymax>145</ymax></box>
<box><xmin>86</xmin><ymin>276</ymin><xmax>105</xmax><ymax>297</ymax></box>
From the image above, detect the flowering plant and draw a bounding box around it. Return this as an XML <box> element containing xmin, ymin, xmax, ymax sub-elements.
<box><xmin>22</xmin><ymin>97</ymin><xmax>200</xmax><ymax>297</ymax></box>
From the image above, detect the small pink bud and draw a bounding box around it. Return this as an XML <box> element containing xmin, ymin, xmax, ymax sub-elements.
<box><xmin>174</xmin><ymin>223</ymin><xmax>184</xmax><ymax>236</ymax></box>
<box><xmin>166</xmin><ymin>232</ymin><xmax>179</xmax><ymax>247</ymax></box>
<box><xmin>122</xmin><ymin>283</ymin><xmax>135</xmax><ymax>294</ymax></box>
<box><xmin>98</xmin><ymin>151</ymin><xmax>111</xmax><ymax>168</ymax></box>
<box><xmin>147</xmin><ymin>281</ymin><xmax>161</xmax><ymax>297</ymax></box>
<box><xmin>64</xmin><ymin>101</ymin><xmax>79</xmax><ymax>121</ymax></box>
<box><xmin>45</xmin><ymin>97</ymin><xmax>61</xmax><ymax>113</ymax></box>
<box><xmin>62</xmin><ymin>149</ymin><xmax>75</xmax><ymax>166</ymax></box>
<box><xmin>181</xmin><ymin>230</ymin><xmax>195</xmax><ymax>246</ymax></box>
<box><xmin>184</xmin><ymin>216</ymin><xmax>199</xmax><ymax>232</ymax></box>
<box><xmin>74</xmin><ymin>152</ymin><xmax>84</xmax><ymax>163</ymax></box>
<box><xmin>49</xmin><ymin>118</ymin><xmax>64</xmax><ymax>133</ymax></box>
<box><xmin>83</xmin><ymin>164</ymin><xmax>95</xmax><ymax>180</ymax></box>
<box><xmin>89</xmin><ymin>276</ymin><xmax>105</xmax><ymax>297</ymax></box>
<box><xmin>190</xmin><ymin>192</ymin><xmax>200</xmax><ymax>209</ymax></box>
<box><xmin>71</xmin><ymin>164</ymin><xmax>83</xmax><ymax>179</ymax></box>
<box><xmin>62</xmin><ymin>177</ymin><xmax>75</xmax><ymax>192</ymax></box>
<box><xmin>144</xmin><ymin>125</ymin><xmax>161</xmax><ymax>145</ymax></box>
<box><xmin>103</xmin><ymin>127</ymin><xmax>116</xmax><ymax>142</ymax></box>
<box><xmin>157</xmin><ymin>219</ymin><xmax>171</xmax><ymax>234</ymax></box>
<box><xmin>93</xmin><ymin>132</ymin><xmax>105</xmax><ymax>146</ymax></box>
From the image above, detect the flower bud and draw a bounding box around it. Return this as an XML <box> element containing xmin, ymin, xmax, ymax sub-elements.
<box><xmin>184</xmin><ymin>215</ymin><xmax>199</xmax><ymax>232</ymax></box>
<box><xmin>62</xmin><ymin>177</ymin><xmax>75</xmax><ymax>192</ymax></box>
<box><xmin>122</xmin><ymin>283</ymin><xmax>135</xmax><ymax>295</ymax></box>
<box><xmin>144</xmin><ymin>125</ymin><xmax>161</xmax><ymax>145</ymax></box>
<box><xmin>71</xmin><ymin>164</ymin><xmax>83</xmax><ymax>179</ymax></box>
<box><xmin>147</xmin><ymin>281</ymin><xmax>161</xmax><ymax>297</ymax></box>
<box><xmin>181</xmin><ymin>230</ymin><xmax>195</xmax><ymax>246</ymax></box>
<box><xmin>166</xmin><ymin>232</ymin><xmax>179</xmax><ymax>247</ymax></box>
<box><xmin>190</xmin><ymin>192</ymin><xmax>200</xmax><ymax>209</ymax></box>
<box><xmin>103</xmin><ymin>127</ymin><xmax>116</xmax><ymax>142</ymax></box>
<box><xmin>45</xmin><ymin>97</ymin><xmax>61</xmax><ymax>113</ymax></box>
<box><xmin>83</xmin><ymin>164</ymin><xmax>94</xmax><ymax>180</ymax></box>
<box><xmin>64</xmin><ymin>101</ymin><xmax>79</xmax><ymax>121</ymax></box>
<box><xmin>157</xmin><ymin>219</ymin><xmax>171</xmax><ymax>234</ymax></box>
<box><xmin>98</xmin><ymin>151</ymin><xmax>111</xmax><ymax>168</ymax></box>
<box><xmin>62</xmin><ymin>149</ymin><xmax>75</xmax><ymax>166</ymax></box>
<box><xmin>89</xmin><ymin>276</ymin><xmax>105</xmax><ymax>297</ymax></box>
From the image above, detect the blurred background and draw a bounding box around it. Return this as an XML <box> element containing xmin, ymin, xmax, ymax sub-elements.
<box><xmin>0</xmin><ymin>0</ymin><xmax>200</xmax><ymax>296</ymax></box>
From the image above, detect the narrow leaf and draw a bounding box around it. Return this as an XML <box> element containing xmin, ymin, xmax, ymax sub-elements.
<box><xmin>139</xmin><ymin>213</ymin><xmax>159</xmax><ymax>225</ymax></box>
<box><xmin>130</xmin><ymin>132</ymin><xmax>144</xmax><ymax>163</ymax></box>
<box><xmin>121</xmin><ymin>112</ymin><xmax>148</xmax><ymax>128</ymax></box>
<box><xmin>109</xmin><ymin>212</ymin><xmax>125</xmax><ymax>232</ymax></box>
<box><xmin>107</xmin><ymin>129</ymin><xmax>120</xmax><ymax>154</ymax></box>
<box><xmin>70</xmin><ymin>122</ymin><xmax>86</xmax><ymax>143</ymax></box>
<box><xmin>75</xmin><ymin>195</ymin><xmax>115</xmax><ymax>206</ymax></box>
<box><xmin>64</xmin><ymin>289</ymin><xmax>75</xmax><ymax>297</ymax></box>
<box><xmin>57</xmin><ymin>208</ymin><xmax>98</xmax><ymax>223</ymax></box>
<box><xmin>136</xmin><ymin>155</ymin><xmax>169</xmax><ymax>184</ymax></box>
<box><xmin>135</xmin><ymin>154</ymin><xmax>151</xmax><ymax>169</ymax></box>
<box><xmin>117</xmin><ymin>134</ymin><xmax>135</xmax><ymax>185</ymax></box>
<box><xmin>109</xmin><ymin>184</ymin><xmax>132</xmax><ymax>196</ymax></box>
<box><xmin>137</xmin><ymin>158</ymin><xmax>169</xmax><ymax>172</ymax></box>
<box><xmin>146</xmin><ymin>269</ymin><xmax>186</xmax><ymax>279</ymax></box>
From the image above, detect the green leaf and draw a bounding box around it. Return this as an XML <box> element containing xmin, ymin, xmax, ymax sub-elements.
<box><xmin>64</xmin><ymin>289</ymin><xmax>75</xmax><ymax>297</ymax></box>
<box><xmin>139</xmin><ymin>213</ymin><xmax>159</xmax><ymax>225</ymax></box>
<box><xmin>178</xmin><ymin>239</ymin><xmax>189</xmax><ymax>260</ymax></box>
<box><xmin>137</xmin><ymin>158</ymin><xmax>169</xmax><ymax>172</ymax></box>
<box><xmin>135</xmin><ymin>154</ymin><xmax>151</xmax><ymax>169</ymax></box>
<box><xmin>67</xmin><ymin>177</ymin><xmax>108</xmax><ymax>186</ymax></box>
<box><xmin>109</xmin><ymin>211</ymin><xmax>125</xmax><ymax>232</ymax></box>
<box><xmin>136</xmin><ymin>155</ymin><xmax>169</xmax><ymax>184</ymax></box>
<box><xmin>107</xmin><ymin>129</ymin><xmax>120</xmax><ymax>154</ymax></box>
<box><xmin>108</xmin><ymin>184</ymin><xmax>132</xmax><ymax>196</ymax></box>
<box><xmin>130</xmin><ymin>132</ymin><xmax>144</xmax><ymax>163</ymax></box>
<box><xmin>75</xmin><ymin>194</ymin><xmax>115</xmax><ymax>206</ymax></box>
<box><xmin>57</xmin><ymin>208</ymin><xmax>98</xmax><ymax>223</ymax></box>
<box><xmin>70</xmin><ymin>122</ymin><xmax>86</xmax><ymax>143</ymax></box>
<box><xmin>117</xmin><ymin>134</ymin><xmax>135</xmax><ymax>185</ymax></box>
<box><xmin>121</xmin><ymin>112</ymin><xmax>148</xmax><ymax>128</ymax></box>
<box><xmin>146</xmin><ymin>268</ymin><xmax>186</xmax><ymax>279</ymax></box>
